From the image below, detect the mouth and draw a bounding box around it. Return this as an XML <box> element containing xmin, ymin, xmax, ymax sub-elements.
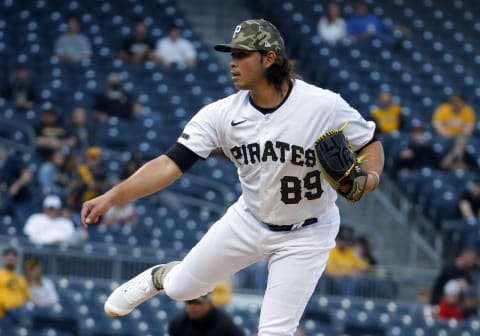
<box><xmin>231</xmin><ymin>72</ymin><xmax>240</xmax><ymax>81</ymax></box>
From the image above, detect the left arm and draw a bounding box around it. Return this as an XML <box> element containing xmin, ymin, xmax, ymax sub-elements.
<box><xmin>358</xmin><ymin>140</ymin><xmax>384</xmax><ymax>194</ymax></box>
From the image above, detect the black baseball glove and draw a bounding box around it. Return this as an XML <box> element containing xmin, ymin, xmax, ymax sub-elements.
<box><xmin>314</xmin><ymin>122</ymin><xmax>368</xmax><ymax>202</ymax></box>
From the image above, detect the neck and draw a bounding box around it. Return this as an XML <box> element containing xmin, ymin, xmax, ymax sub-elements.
<box><xmin>250</xmin><ymin>80</ymin><xmax>290</xmax><ymax>109</ymax></box>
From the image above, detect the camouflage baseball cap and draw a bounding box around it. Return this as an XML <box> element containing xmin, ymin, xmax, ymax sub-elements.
<box><xmin>214</xmin><ymin>19</ymin><xmax>285</xmax><ymax>55</ymax></box>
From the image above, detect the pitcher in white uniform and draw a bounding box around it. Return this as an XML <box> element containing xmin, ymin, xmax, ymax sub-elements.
<box><xmin>81</xmin><ymin>19</ymin><xmax>384</xmax><ymax>336</ymax></box>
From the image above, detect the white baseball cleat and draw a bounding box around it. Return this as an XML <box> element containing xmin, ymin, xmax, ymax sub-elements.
<box><xmin>104</xmin><ymin>265</ymin><xmax>163</xmax><ymax>317</ymax></box>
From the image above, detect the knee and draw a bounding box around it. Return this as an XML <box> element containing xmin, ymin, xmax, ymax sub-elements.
<box><xmin>164</xmin><ymin>285</ymin><xmax>207</xmax><ymax>302</ymax></box>
<box><xmin>162</xmin><ymin>266</ymin><xmax>212</xmax><ymax>301</ymax></box>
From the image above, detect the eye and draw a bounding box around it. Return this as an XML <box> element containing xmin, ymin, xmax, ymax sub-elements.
<box><xmin>231</xmin><ymin>51</ymin><xmax>250</xmax><ymax>60</ymax></box>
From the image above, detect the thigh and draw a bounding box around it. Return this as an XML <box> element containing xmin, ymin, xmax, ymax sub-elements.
<box><xmin>258</xmin><ymin>223</ymin><xmax>338</xmax><ymax>336</ymax></box>
<box><xmin>164</xmin><ymin>202</ymin><xmax>264</xmax><ymax>300</ymax></box>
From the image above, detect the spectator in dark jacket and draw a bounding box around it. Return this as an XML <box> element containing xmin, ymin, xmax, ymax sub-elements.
<box><xmin>430</xmin><ymin>248</ymin><xmax>477</xmax><ymax>305</ymax></box>
<box><xmin>1</xmin><ymin>148</ymin><xmax>34</xmax><ymax>225</ymax></box>
<box><xmin>94</xmin><ymin>73</ymin><xmax>142</xmax><ymax>121</ymax></box>
<box><xmin>168</xmin><ymin>294</ymin><xmax>243</xmax><ymax>336</ymax></box>
<box><xmin>1</xmin><ymin>63</ymin><xmax>38</xmax><ymax>109</ymax></box>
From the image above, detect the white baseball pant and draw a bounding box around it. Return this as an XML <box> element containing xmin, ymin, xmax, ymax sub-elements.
<box><xmin>163</xmin><ymin>198</ymin><xmax>339</xmax><ymax>336</ymax></box>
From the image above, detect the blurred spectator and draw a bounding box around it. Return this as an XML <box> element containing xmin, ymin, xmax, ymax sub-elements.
<box><xmin>23</xmin><ymin>258</ymin><xmax>58</xmax><ymax>308</ymax></box>
<box><xmin>326</xmin><ymin>226</ymin><xmax>369</xmax><ymax>296</ymax></box>
<box><xmin>430</xmin><ymin>247</ymin><xmax>477</xmax><ymax>305</ymax></box>
<box><xmin>168</xmin><ymin>293</ymin><xmax>243</xmax><ymax>336</ymax></box>
<box><xmin>101</xmin><ymin>177</ymin><xmax>138</xmax><ymax>228</ymax></box>
<box><xmin>0</xmin><ymin>148</ymin><xmax>34</xmax><ymax>225</ymax></box>
<box><xmin>119</xmin><ymin>19</ymin><xmax>155</xmax><ymax>64</ymax></box>
<box><xmin>346</xmin><ymin>3</ymin><xmax>410</xmax><ymax>45</ymax></box>
<box><xmin>458</xmin><ymin>180</ymin><xmax>480</xmax><ymax>225</ymax></box>
<box><xmin>67</xmin><ymin>146</ymin><xmax>108</xmax><ymax>210</ymax></box>
<box><xmin>0</xmin><ymin>248</ymin><xmax>30</xmax><ymax>319</ymax></box>
<box><xmin>153</xmin><ymin>23</ymin><xmax>197</xmax><ymax>69</ymax></box>
<box><xmin>94</xmin><ymin>72</ymin><xmax>142</xmax><ymax>121</ymax></box>
<box><xmin>317</xmin><ymin>3</ymin><xmax>346</xmax><ymax>45</ymax></box>
<box><xmin>1</xmin><ymin>63</ymin><xmax>38</xmax><ymax>109</ymax></box>
<box><xmin>120</xmin><ymin>153</ymin><xmax>144</xmax><ymax>180</ymax></box>
<box><xmin>326</xmin><ymin>226</ymin><xmax>369</xmax><ymax>276</ymax></box>
<box><xmin>210</xmin><ymin>279</ymin><xmax>233</xmax><ymax>307</ymax></box>
<box><xmin>396</xmin><ymin>124</ymin><xmax>435</xmax><ymax>173</ymax></box>
<box><xmin>35</xmin><ymin>104</ymin><xmax>75</xmax><ymax>160</ymax></box>
<box><xmin>0</xmin><ymin>145</ymin><xmax>6</xmax><ymax>214</ymax></box>
<box><xmin>436</xmin><ymin>279</ymin><xmax>465</xmax><ymax>321</ymax></box>
<box><xmin>66</xmin><ymin>106</ymin><xmax>95</xmax><ymax>153</ymax></box>
<box><xmin>416</xmin><ymin>287</ymin><xmax>432</xmax><ymax>306</ymax></box>
<box><xmin>432</xmin><ymin>95</ymin><xmax>475</xmax><ymax>138</ymax></box>
<box><xmin>37</xmin><ymin>148</ymin><xmax>69</xmax><ymax>197</ymax></box>
<box><xmin>370</xmin><ymin>91</ymin><xmax>403</xmax><ymax>134</ymax></box>
<box><xmin>440</xmin><ymin>135</ymin><xmax>474</xmax><ymax>171</ymax></box>
<box><xmin>354</xmin><ymin>235</ymin><xmax>377</xmax><ymax>266</ymax></box>
<box><xmin>23</xmin><ymin>195</ymin><xmax>80</xmax><ymax>246</ymax></box>
<box><xmin>462</xmin><ymin>287</ymin><xmax>480</xmax><ymax>319</ymax></box>
<box><xmin>54</xmin><ymin>16</ymin><xmax>92</xmax><ymax>63</ymax></box>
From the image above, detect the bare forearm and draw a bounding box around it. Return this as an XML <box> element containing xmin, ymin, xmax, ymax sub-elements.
<box><xmin>359</xmin><ymin>141</ymin><xmax>384</xmax><ymax>193</ymax></box>
<box><xmin>108</xmin><ymin>155</ymin><xmax>183</xmax><ymax>205</ymax></box>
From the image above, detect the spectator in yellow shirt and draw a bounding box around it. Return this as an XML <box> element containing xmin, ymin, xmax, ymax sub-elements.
<box><xmin>211</xmin><ymin>279</ymin><xmax>233</xmax><ymax>306</ymax></box>
<box><xmin>0</xmin><ymin>248</ymin><xmax>30</xmax><ymax>318</ymax></box>
<box><xmin>432</xmin><ymin>95</ymin><xmax>475</xmax><ymax>138</ymax></box>
<box><xmin>326</xmin><ymin>227</ymin><xmax>368</xmax><ymax>277</ymax></box>
<box><xmin>370</xmin><ymin>91</ymin><xmax>403</xmax><ymax>134</ymax></box>
<box><xmin>326</xmin><ymin>227</ymin><xmax>369</xmax><ymax>296</ymax></box>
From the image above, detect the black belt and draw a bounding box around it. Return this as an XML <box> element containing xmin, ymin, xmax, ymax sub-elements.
<box><xmin>266</xmin><ymin>218</ymin><xmax>318</xmax><ymax>232</ymax></box>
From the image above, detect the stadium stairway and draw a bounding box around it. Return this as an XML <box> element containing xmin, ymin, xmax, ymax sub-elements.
<box><xmin>174</xmin><ymin>0</ymin><xmax>253</xmax><ymax>70</ymax></box>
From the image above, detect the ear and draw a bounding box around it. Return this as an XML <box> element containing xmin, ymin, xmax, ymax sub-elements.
<box><xmin>262</xmin><ymin>51</ymin><xmax>277</xmax><ymax>68</ymax></box>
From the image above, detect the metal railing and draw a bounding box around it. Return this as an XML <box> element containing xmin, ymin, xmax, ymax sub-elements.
<box><xmin>1</xmin><ymin>235</ymin><xmax>440</xmax><ymax>301</ymax></box>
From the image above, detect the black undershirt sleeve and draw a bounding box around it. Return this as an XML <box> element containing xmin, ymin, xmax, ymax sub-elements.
<box><xmin>165</xmin><ymin>142</ymin><xmax>203</xmax><ymax>172</ymax></box>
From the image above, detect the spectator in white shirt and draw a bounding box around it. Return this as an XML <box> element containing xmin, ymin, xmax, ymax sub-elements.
<box><xmin>317</xmin><ymin>2</ymin><xmax>346</xmax><ymax>45</ymax></box>
<box><xmin>153</xmin><ymin>23</ymin><xmax>197</xmax><ymax>69</ymax></box>
<box><xmin>23</xmin><ymin>258</ymin><xmax>58</xmax><ymax>308</ymax></box>
<box><xmin>23</xmin><ymin>195</ymin><xmax>78</xmax><ymax>246</ymax></box>
<box><xmin>54</xmin><ymin>16</ymin><xmax>92</xmax><ymax>63</ymax></box>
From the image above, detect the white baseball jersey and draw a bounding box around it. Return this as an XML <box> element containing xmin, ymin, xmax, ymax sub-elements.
<box><xmin>177</xmin><ymin>79</ymin><xmax>375</xmax><ymax>226</ymax></box>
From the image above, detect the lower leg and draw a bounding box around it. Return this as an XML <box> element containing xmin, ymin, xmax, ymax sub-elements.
<box><xmin>152</xmin><ymin>261</ymin><xmax>180</xmax><ymax>289</ymax></box>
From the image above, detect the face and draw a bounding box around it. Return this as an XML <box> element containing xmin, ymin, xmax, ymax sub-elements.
<box><xmin>72</xmin><ymin>107</ymin><xmax>87</xmax><ymax>125</ymax></box>
<box><xmin>356</xmin><ymin>4</ymin><xmax>368</xmax><ymax>16</ymax></box>
<box><xmin>44</xmin><ymin>207</ymin><xmax>60</xmax><ymax>218</ymax></box>
<box><xmin>169</xmin><ymin>27</ymin><xmax>181</xmax><ymax>40</ymax></box>
<box><xmin>230</xmin><ymin>49</ymin><xmax>268</xmax><ymax>90</ymax></box>
<box><xmin>444</xmin><ymin>292</ymin><xmax>460</xmax><ymax>304</ymax></box>
<box><xmin>461</xmin><ymin>251</ymin><xmax>477</xmax><ymax>268</ymax></box>
<box><xmin>379</xmin><ymin>92</ymin><xmax>392</xmax><ymax>106</ymax></box>
<box><xmin>3</xmin><ymin>251</ymin><xmax>17</xmax><ymax>270</ymax></box>
<box><xmin>135</xmin><ymin>22</ymin><xmax>147</xmax><ymax>37</ymax></box>
<box><xmin>52</xmin><ymin>150</ymin><xmax>65</xmax><ymax>166</ymax></box>
<box><xmin>15</xmin><ymin>67</ymin><xmax>29</xmax><ymax>82</ymax></box>
<box><xmin>25</xmin><ymin>263</ymin><xmax>42</xmax><ymax>280</ymax></box>
<box><xmin>42</xmin><ymin>111</ymin><xmax>57</xmax><ymax>125</ymax></box>
<box><xmin>328</xmin><ymin>3</ymin><xmax>341</xmax><ymax>18</ymax></box>
<box><xmin>185</xmin><ymin>300</ymin><xmax>212</xmax><ymax>320</ymax></box>
<box><xmin>68</xmin><ymin>17</ymin><xmax>80</xmax><ymax>33</ymax></box>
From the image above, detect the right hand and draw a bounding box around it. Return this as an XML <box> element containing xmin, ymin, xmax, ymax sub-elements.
<box><xmin>81</xmin><ymin>193</ymin><xmax>114</xmax><ymax>228</ymax></box>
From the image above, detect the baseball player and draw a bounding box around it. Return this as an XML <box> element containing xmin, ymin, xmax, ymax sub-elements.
<box><xmin>81</xmin><ymin>19</ymin><xmax>384</xmax><ymax>336</ymax></box>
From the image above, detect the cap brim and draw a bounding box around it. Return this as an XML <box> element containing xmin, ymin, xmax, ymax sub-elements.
<box><xmin>214</xmin><ymin>43</ymin><xmax>256</xmax><ymax>52</ymax></box>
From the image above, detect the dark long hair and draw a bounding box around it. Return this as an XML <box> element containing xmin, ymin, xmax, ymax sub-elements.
<box><xmin>260</xmin><ymin>51</ymin><xmax>300</xmax><ymax>94</ymax></box>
